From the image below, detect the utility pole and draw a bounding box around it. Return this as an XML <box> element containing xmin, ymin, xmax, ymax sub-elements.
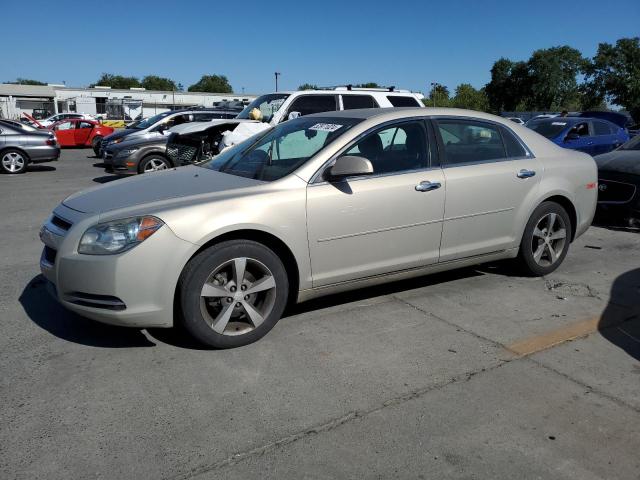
<box><xmin>274</xmin><ymin>72</ymin><xmax>281</xmax><ymax>92</ymax></box>
<box><xmin>430</xmin><ymin>82</ymin><xmax>439</xmax><ymax>107</ymax></box>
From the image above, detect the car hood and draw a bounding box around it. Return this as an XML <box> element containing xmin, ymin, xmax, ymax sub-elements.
<box><xmin>595</xmin><ymin>150</ymin><xmax>640</xmax><ymax>175</ymax></box>
<box><xmin>103</xmin><ymin>128</ymin><xmax>138</xmax><ymax>142</ymax></box>
<box><xmin>62</xmin><ymin>166</ymin><xmax>264</xmax><ymax>214</ymax></box>
<box><xmin>170</xmin><ymin>119</ymin><xmax>258</xmax><ymax>136</ymax></box>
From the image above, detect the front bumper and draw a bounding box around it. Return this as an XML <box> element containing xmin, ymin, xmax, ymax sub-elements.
<box><xmin>39</xmin><ymin>205</ymin><xmax>196</xmax><ymax>328</ymax></box>
<box><xmin>103</xmin><ymin>149</ymin><xmax>137</xmax><ymax>174</ymax></box>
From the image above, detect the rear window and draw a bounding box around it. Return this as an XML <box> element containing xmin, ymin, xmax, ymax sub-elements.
<box><xmin>386</xmin><ymin>96</ymin><xmax>421</xmax><ymax>107</ymax></box>
<box><xmin>342</xmin><ymin>95</ymin><xmax>379</xmax><ymax>109</ymax></box>
<box><xmin>593</xmin><ymin>121</ymin><xmax>614</xmax><ymax>135</ymax></box>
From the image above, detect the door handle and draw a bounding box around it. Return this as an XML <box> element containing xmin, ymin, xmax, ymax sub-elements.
<box><xmin>517</xmin><ymin>169</ymin><xmax>536</xmax><ymax>179</ymax></box>
<box><xmin>415</xmin><ymin>181</ymin><xmax>441</xmax><ymax>192</ymax></box>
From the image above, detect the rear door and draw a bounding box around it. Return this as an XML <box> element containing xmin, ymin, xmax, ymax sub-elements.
<box><xmin>434</xmin><ymin>118</ymin><xmax>540</xmax><ymax>261</ymax></box>
<box><xmin>74</xmin><ymin>121</ymin><xmax>94</xmax><ymax>145</ymax></box>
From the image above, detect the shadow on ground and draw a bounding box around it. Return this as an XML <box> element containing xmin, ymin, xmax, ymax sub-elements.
<box><xmin>19</xmin><ymin>275</ymin><xmax>155</xmax><ymax>348</ymax></box>
<box><xmin>27</xmin><ymin>165</ymin><xmax>56</xmax><ymax>173</ymax></box>
<box><xmin>93</xmin><ymin>175</ymin><xmax>124</xmax><ymax>184</ymax></box>
<box><xmin>599</xmin><ymin>268</ymin><xmax>640</xmax><ymax>361</ymax></box>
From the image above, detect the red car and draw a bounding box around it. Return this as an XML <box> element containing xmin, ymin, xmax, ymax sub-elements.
<box><xmin>49</xmin><ymin>119</ymin><xmax>114</xmax><ymax>153</ymax></box>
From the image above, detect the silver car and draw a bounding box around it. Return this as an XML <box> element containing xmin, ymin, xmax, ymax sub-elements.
<box><xmin>40</xmin><ymin>108</ymin><xmax>597</xmax><ymax>348</ymax></box>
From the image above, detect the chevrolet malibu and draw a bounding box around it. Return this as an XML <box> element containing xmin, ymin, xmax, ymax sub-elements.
<box><xmin>40</xmin><ymin>108</ymin><xmax>598</xmax><ymax>348</ymax></box>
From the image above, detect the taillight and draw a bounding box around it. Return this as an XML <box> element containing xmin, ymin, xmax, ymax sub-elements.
<box><xmin>46</xmin><ymin>138</ymin><xmax>56</xmax><ymax>146</ymax></box>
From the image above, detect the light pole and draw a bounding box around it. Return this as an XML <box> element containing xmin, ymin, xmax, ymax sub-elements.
<box><xmin>274</xmin><ymin>72</ymin><xmax>281</xmax><ymax>92</ymax></box>
<box><xmin>430</xmin><ymin>82</ymin><xmax>439</xmax><ymax>107</ymax></box>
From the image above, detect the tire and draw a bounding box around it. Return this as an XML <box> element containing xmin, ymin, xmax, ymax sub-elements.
<box><xmin>139</xmin><ymin>155</ymin><xmax>171</xmax><ymax>173</ymax></box>
<box><xmin>517</xmin><ymin>201</ymin><xmax>572</xmax><ymax>276</ymax></box>
<box><xmin>0</xmin><ymin>149</ymin><xmax>28</xmax><ymax>174</ymax></box>
<box><xmin>179</xmin><ymin>240</ymin><xmax>289</xmax><ymax>348</ymax></box>
<box><xmin>91</xmin><ymin>136</ymin><xmax>103</xmax><ymax>156</ymax></box>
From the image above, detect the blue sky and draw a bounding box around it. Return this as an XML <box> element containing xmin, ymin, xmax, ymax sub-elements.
<box><xmin>2</xmin><ymin>0</ymin><xmax>638</xmax><ymax>94</ymax></box>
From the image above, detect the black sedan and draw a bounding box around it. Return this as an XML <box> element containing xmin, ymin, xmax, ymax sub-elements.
<box><xmin>595</xmin><ymin>135</ymin><xmax>640</xmax><ymax>228</ymax></box>
<box><xmin>0</xmin><ymin>119</ymin><xmax>60</xmax><ymax>174</ymax></box>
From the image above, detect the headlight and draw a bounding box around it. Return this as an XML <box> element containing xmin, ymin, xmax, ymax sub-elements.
<box><xmin>117</xmin><ymin>147</ymin><xmax>139</xmax><ymax>156</ymax></box>
<box><xmin>112</xmin><ymin>137</ymin><xmax>125</xmax><ymax>144</ymax></box>
<box><xmin>78</xmin><ymin>216</ymin><xmax>164</xmax><ymax>255</ymax></box>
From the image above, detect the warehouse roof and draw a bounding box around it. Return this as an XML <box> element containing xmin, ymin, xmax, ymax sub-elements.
<box><xmin>0</xmin><ymin>84</ymin><xmax>56</xmax><ymax>98</ymax></box>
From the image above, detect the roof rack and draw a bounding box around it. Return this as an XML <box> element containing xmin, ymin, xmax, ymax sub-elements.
<box><xmin>316</xmin><ymin>85</ymin><xmax>412</xmax><ymax>93</ymax></box>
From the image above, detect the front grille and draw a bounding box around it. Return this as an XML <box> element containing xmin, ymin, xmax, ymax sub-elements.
<box><xmin>167</xmin><ymin>143</ymin><xmax>198</xmax><ymax>165</ymax></box>
<box><xmin>51</xmin><ymin>215</ymin><xmax>72</xmax><ymax>231</ymax></box>
<box><xmin>597</xmin><ymin>179</ymin><xmax>636</xmax><ymax>204</ymax></box>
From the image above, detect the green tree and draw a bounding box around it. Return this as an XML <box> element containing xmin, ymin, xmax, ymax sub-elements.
<box><xmin>298</xmin><ymin>83</ymin><xmax>319</xmax><ymax>90</ymax></box>
<box><xmin>583</xmin><ymin>37</ymin><xmax>640</xmax><ymax>121</ymax></box>
<box><xmin>485</xmin><ymin>58</ymin><xmax>531</xmax><ymax>113</ymax></box>
<box><xmin>90</xmin><ymin>73</ymin><xmax>141</xmax><ymax>89</ymax></box>
<box><xmin>188</xmin><ymin>75</ymin><xmax>233</xmax><ymax>93</ymax></box>
<box><xmin>141</xmin><ymin>75</ymin><xmax>178</xmax><ymax>91</ymax></box>
<box><xmin>451</xmin><ymin>84</ymin><xmax>489</xmax><ymax>111</ymax></box>
<box><xmin>354</xmin><ymin>82</ymin><xmax>380</xmax><ymax>88</ymax></box>
<box><xmin>6</xmin><ymin>78</ymin><xmax>47</xmax><ymax>85</ymax></box>
<box><xmin>526</xmin><ymin>46</ymin><xmax>586</xmax><ymax>111</ymax></box>
<box><xmin>426</xmin><ymin>84</ymin><xmax>451</xmax><ymax>107</ymax></box>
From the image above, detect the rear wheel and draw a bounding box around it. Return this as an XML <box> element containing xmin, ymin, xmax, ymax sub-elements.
<box><xmin>91</xmin><ymin>136</ymin><xmax>103</xmax><ymax>156</ymax></box>
<box><xmin>517</xmin><ymin>202</ymin><xmax>572</xmax><ymax>276</ymax></box>
<box><xmin>139</xmin><ymin>155</ymin><xmax>171</xmax><ymax>173</ymax></box>
<box><xmin>0</xmin><ymin>149</ymin><xmax>28</xmax><ymax>174</ymax></box>
<box><xmin>179</xmin><ymin>240</ymin><xmax>289</xmax><ymax>348</ymax></box>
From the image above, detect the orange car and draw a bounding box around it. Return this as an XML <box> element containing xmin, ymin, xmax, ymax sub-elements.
<box><xmin>49</xmin><ymin>119</ymin><xmax>114</xmax><ymax>152</ymax></box>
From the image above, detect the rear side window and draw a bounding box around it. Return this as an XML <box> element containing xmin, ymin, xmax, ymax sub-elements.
<box><xmin>287</xmin><ymin>95</ymin><xmax>338</xmax><ymax>117</ymax></box>
<box><xmin>386</xmin><ymin>96</ymin><xmax>421</xmax><ymax>107</ymax></box>
<box><xmin>78</xmin><ymin>121</ymin><xmax>93</xmax><ymax>129</ymax></box>
<box><xmin>593</xmin><ymin>121</ymin><xmax>613</xmax><ymax>135</ymax></box>
<box><xmin>436</xmin><ymin>119</ymin><xmax>506</xmax><ymax>165</ymax></box>
<box><xmin>342</xmin><ymin>95</ymin><xmax>379</xmax><ymax>109</ymax></box>
<box><xmin>501</xmin><ymin>126</ymin><xmax>529</xmax><ymax>158</ymax></box>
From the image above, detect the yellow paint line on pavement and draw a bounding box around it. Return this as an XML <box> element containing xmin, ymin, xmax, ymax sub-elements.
<box><xmin>507</xmin><ymin>317</ymin><xmax>600</xmax><ymax>356</ymax></box>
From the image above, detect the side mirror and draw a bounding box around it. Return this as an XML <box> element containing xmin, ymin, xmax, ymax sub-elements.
<box><xmin>287</xmin><ymin>111</ymin><xmax>301</xmax><ymax>120</ymax></box>
<box><xmin>565</xmin><ymin>132</ymin><xmax>580</xmax><ymax>141</ymax></box>
<box><xmin>326</xmin><ymin>155</ymin><xmax>374</xmax><ymax>180</ymax></box>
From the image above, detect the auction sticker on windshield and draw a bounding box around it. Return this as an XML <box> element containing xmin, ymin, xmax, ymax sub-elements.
<box><xmin>309</xmin><ymin>123</ymin><xmax>343</xmax><ymax>132</ymax></box>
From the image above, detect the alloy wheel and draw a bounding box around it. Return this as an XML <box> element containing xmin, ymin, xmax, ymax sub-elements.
<box><xmin>531</xmin><ymin>213</ymin><xmax>567</xmax><ymax>267</ymax></box>
<box><xmin>143</xmin><ymin>158</ymin><xmax>168</xmax><ymax>172</ymax></box>
<box><xmin>2</xmin><ymin>152</ymin><xmax>25</xmax><ymax>173</ymax></box>
<box><xmin>199</xmin><ymin>257</ymin><xmax>277</xmax><ymax>336</ymax></box>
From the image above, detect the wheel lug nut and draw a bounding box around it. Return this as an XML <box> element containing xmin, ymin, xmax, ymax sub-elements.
<box><xmin>230</xmin><ymin>286</ymin><xmax>236</xmax><ymax>292</ymax></box>
<box><xmin>244</xmin><ymin>295</ymin><xmax>250</xmax><ymax>300</ymax></box>
<box><xmin>236</xmin><ymin>302</ymin><xmax>242</xmax><ymax>307</ymax></box>
<box><xmin>241</xmin><ymin>284</ymin><xmax>247</xmax><ymax>291</ymax></box>
<box><xmin>226</xmin><ymin>297</ymin><xmax>233</xmax><ymax>303</ymax></box>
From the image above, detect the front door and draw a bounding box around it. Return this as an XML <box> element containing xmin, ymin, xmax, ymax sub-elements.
<box><xmin>434</xmin><ymin>118</ymin><xmax>541</xmax><ymax>261</ymax></box>
<box><xmin>74</xmin><ymin>121</ymin><xmax>94</xmax><ymax>145</ymax></box>
<box><xmin>306</xmin><ymin>119</ymin><xmax>445</xmax><ymax>287</ymax></box>
<box><xmin>53</xmin><ymin>121</ymin><xmax>75</xmax><ymax>146</ymax></box>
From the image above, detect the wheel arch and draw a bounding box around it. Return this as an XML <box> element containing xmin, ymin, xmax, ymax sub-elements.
<box><xmin>175</xmin><ymin>228</ymin><xmax>300</xmax><ymax>310</ymax></box>
<box><xmin>0</xmin><ymin>146</ymin><xmax>31</xmax><ymax>162</ymax></box>
<box><xmin>138</xmin><ymin>151</ymin><xmax>172</xmax><ymax>172</ymax></box>
<box><xmin>539</xmin><ymin>194</ymin><xmax>578</xmax><ymax>241</ymax></box>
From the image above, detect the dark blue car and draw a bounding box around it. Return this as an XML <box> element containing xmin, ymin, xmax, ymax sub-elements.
<box><xmin>527</xmin><ymin>117</ymin><xmax>629</xmax><ymax>156</ymax></box>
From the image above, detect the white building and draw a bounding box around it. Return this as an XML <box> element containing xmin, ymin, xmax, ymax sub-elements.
<box><xmin>0</xmin><ymin>84</ymin><xmax>256</xmax><ymax>120</ymax></box>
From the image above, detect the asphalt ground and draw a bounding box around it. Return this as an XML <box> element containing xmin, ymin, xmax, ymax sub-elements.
<box><xmin>1</xmin><ymin>149</ymin><xmax>639</xmax><ymax>479</ymax></box>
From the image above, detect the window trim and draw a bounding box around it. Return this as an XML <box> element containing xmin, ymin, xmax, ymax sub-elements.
<box><xmin>431</xmin><ymin>116</ymin><xmax>534</xmax><ymax>168</ymax></box>
<box><xmin>310</xmin><ymin>117</ymin><xmax>436</xmax><ymax>184</ymax></box>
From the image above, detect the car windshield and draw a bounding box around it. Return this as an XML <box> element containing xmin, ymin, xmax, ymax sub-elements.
<box><xmin>528</xmin><ymin>120</ymin><xmax>569</xmax><ymax>139</ymax></box>
<box><xmin>236</xmin><ymin>94</ymin><xmax>290</xmax><ymax>123</ymax></box>
<box><xmin>619</xmin><ymin>135</ymin><xmax>640</xmax><ymax>151</ymax></box>
<box><xmin>134</xmin><ymin>111</ymin><xmax>173</xmax><ymax>130</ymax></box>
<box><xmin>199</xmin><ymin>116</ymin><xmax>361</xmax><ymax>181</ymax></box>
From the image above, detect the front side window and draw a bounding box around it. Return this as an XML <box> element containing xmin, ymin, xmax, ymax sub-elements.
<box><xmin>78</xmin><ymin>121</ymin><xmax>94</xmax><ymax>129</ymax></box>
<box><xmin>342</xmin><ymin>95</ymin><xmax>379</xmax><ymax>110</ymax></box>
<box><xmin>436</xmin><ymin>119</ymin><xmax>506</xmax><ymax>165</ymax></box>
<box><xmin>285</xmin><ymin>95</ymin><xmax>337</xmax><ymax>118</ymax></box>
<box><xmin>55</xmin><ymin>121</ymin><xmax>74</xmax><ymax>131</ymax></box>
<box><xmin>236</xmin><ymin>93</ymin><xmax>290</xmax><ymax>123</ymax></box>
<box><xmin>200</xmin><ymin>116</ymin><xmax>360</xmax><ymax>181</ymax></box>
<box><xmin>386</xmin><ymin>96</ymin><xmax>421</xmax><ymax>107</ymax></box>
<box><xmin>343</xmin><ymin>120</ymin><xmax>429</xmax><ymax>174</ymax></box>
<box><xmin>569</xmin><ymin>122</ymin><xmax>590</xmax><ymax>137</ymax></box>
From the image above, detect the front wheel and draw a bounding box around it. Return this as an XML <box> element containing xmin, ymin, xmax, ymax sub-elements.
<box><xmin>179</xmin><ymin>240</ymin><xmax>289</xmax><ymax>348</ymax></box>
<box><xmin>139</xmin><ymin>155</ymin><xmax>171</xmax><ymax>173</ymax></box>
<box><xmin>517</xmin><ymin>201</ymin><xmax>572</xmax><ymax>276</ymax></box>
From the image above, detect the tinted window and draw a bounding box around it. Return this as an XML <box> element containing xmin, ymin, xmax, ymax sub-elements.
<box><xmin>501</xmin><ymin>127</ymin><xmax>529</xmax><ymax>158</ymax></box>
<box><xmin>342</xmin><ymin>95</ymin><xmax>379</xmax><ymax>110</ymax></box>
<box><xmin>528</xmin><ymin>120</ymin><xmax>568</xmax><ymax>139</ymax></box>
<box><xmin>386</xmin><ymin>96</ymin><xmax>421</xmax><ymax>107</ymax></box>
<box><xmin>437</xmin><ymin>119</ymin><xmax>505</xmax><ymax>165</ymax></box>
<box><xmin>593</xmin><ymin>121</ymin><xmax>612</xmax><ymax>135</ymax></box>
<box><xmin>344</xmin><ymin>120</ymin><xmax>429</xmax><ymax>174</ymax></box>
<box><xmin>287</xmin><ymin>95</ymin><xmax>337</xmax><ymax>117</ymax></box>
